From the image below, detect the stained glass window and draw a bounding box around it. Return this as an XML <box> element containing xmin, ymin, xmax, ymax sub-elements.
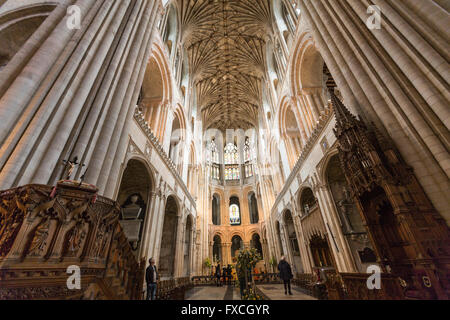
<box><xmin>224</xmin><ymin>143</ymin><xmax>238</xmax><ymax>165</ymax></box>
<box><xmin>229</xmin><ymin>204</ymin><xmax>240</xmax><ymax>225</ymax></box>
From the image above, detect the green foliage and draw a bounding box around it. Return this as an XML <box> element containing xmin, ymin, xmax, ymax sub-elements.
<box><xmin>269</xmin><ymin>256</ymin><xmax>277</xmax><ymax>267</ymax></box>
<box><xmin>236</xmin><ymin>247</ymin><xmax>261</xmax><ymax>273</ymax></box>
<box><xmin>242</xmin><ymin>288</ymin><xmax>264</xmax><ymax>301</ymax></box>
<box><xmin>204</xmin><ymin>257</ymin><xmax>212</xmax><ymax>268</ymax></box>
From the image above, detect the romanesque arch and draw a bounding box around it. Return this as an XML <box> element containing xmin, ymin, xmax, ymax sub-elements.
<box><xmin>0</xmin><ymin>3</ymin><xmax>57</xmax><ymax>69</ymax></box>
<box><xmin>141</xmin><ymin>43</ymin><xmax>172</xmax><ymax>142</ymax></box>
<box><xmin>168</xmin><ymin>104</ymin><xmax>187</xmax><ymax>174</ymax></box>
<box><xmin>250</xmin><ymin>233</ymin><xmax>263</xmax><ymax>259</ymax></box>
<box><xmin>212</xmin><ymin>193</ymin><xmax>221</xmax><ymax>226</ymax></box>
<box><xmin>275</xmin><ymin>220</ymin><xmax>284</xmax><ymax>257</ymax></box>
<box><xmin>248</xmin><ymin>191</ymin><xmax>259</xmax><ymax>224</ymax></box>
<box><xmin>279</xmin><ymin>96</ymin><xmax>304</xmax><ymax>168</ymax></box>
<box><xmin>212</xmin><ymin>234</ymin><xmax>222</xmax><ymax>264</ymax></box>
<box><xmin>160</xmin><ymin>195</ymin><xmax>179</xmax><ymax>279</ymax></box>
<box><xmin>231</xmin><ymin>234</ymin><xmax>243</xmax><ymax>259</ymax></box>
<box><xmin>299</xmin><ymin>187</ymin><xmax>316</xmax><ymax>216</ymax></box>
<box><xmin>116</xmin><ymin>159</ymin><xmax>154</xmax><ymax>254</ymax></box>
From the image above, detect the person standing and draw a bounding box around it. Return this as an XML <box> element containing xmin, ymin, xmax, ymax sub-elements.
<box><xmin>278</xmin><ymin>256</ymin><xmax>293</xmax><ymax>295</ymax></box>
<box><xmin>215</xmin><ymin>264</ymin><xmax>222</xmax><ymax>287</ymax></box>
<box><xmin>146</xmin><ymin>258</ymin><xmax>158</xmax><ymax>300</ymax></box>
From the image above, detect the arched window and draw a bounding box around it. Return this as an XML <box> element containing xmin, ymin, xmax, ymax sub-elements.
<box><xmin>244</xmin><ymin>137</ymin><xmax>254</xmax><ymax>178</ymax></box>
<box><xmin>248</xmin><ymin>192</ymin><xmax>259</xmax><ymax>224</ymax></box>
<box><xmin>213</xmin><ymin>235</ymin><xmax>222</xmax><ymax>263</ymax></box>
<box><xmin>229</xmin><ymin>196</ymin><xmax>241</xmax><ymax>225</ymax></box>
<box><xmin>212</xmin><ymin>194</ymin><xmax>221</xmax><ymax>225</ymax></box>
<box><xmin>224</xmin><ymin>143</ymin><xmax>240</xmax><ymax>180</ymax></box>
<box><xmin>300</xmin><ymin>188</ymin><xmax>317</xmax><ymax>216</ymax></box>
<box><xmin>209</xmin><ymin>138</ymin><xmax>220</xmax><ymax>180</ymax></box>
<box><xmin>231</xmin><ymin>235</ymin><xmax>243</xmax><ymax>258</ymax></box>
<box><xmin>250</xmin><ymin>234</ymin><xmax>263</xmax><ymax>259</ymax></box>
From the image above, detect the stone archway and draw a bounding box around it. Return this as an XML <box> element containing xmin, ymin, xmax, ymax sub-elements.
<box><xmin>231</xmin><ymin>235</ymin><xmax>243</xmax><ymax>259</ymax></box>
<box><xmin>0</xmin><ymin>4</ymin><xmax>56</xmax><ymax>69</ymax></box>
<box><xmin>116</xmin><ymin>159</ymin><xmax>152</xmax><ymax>256</ymax></box>
<box><xmin>159</xmin><ymin>196</ymin><xmax>179</xmax><ymax>279</ymax></box>
<box><xmin>275</xmin><ymin>220</ymin><xmax>284</xmax><ymax>257</ymax></box>
<box><xmin>212</xmin><ymin>194</ymin><xmax>221</xmax><ymax>226</ymax></box>
<box><xmin>212</xmin><ymin>235</ymin><xmax>222</xmax><ymax>264</ymax></box>
<box><xmin>250</xmin><ymin>233</ymin><xmax>263</xmax><ymax>259</ymax></box>
<box><xmin>248</xmin><ymin>192</ymin><xmax>259</xmax><ymax>224</ymax></box>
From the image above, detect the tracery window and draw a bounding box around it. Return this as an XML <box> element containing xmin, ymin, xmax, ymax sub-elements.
<box><xmin>244</xmin><ymin>137</ymin><xmax>254</xmax><ymax>178</ymax></box>
<box><xmin>224</xmin><ymin>143</ymin><xmax>240</xmax><ymax>180</ymax></box>
<box><xmin>229</xmin><ymin>197</ymin><xmax>241</xmax><ymax>226</ymax></box>
<box><xmin>209</xmin><ymin>138</ymin><xmax>220</xmax><ymax>180</ymax></box>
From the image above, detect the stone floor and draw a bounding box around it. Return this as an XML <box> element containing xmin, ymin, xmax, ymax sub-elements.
<box><xmin>257</xmin><ymin>285</ymin><xmax>317</xmax><ymax>300</ymax></box>
<box><xmin>185</xmin><ymin>286</ymin><xmax>242</xmax><ymax>300</ymax></box>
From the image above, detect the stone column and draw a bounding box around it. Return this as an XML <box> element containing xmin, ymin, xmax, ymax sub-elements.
<box><xmin>173</xmin><ymin>210</ymin><xmax>185</xmax><ymax>278</ymax></box>
<box><xmin>291</xmin><ymin>206</ymin><xmax>313</xmax><ymax>273</ymax></box>
<box><xmin>315</xmin><ymin>182</ymin><xmax>356</xmax><ymax>273</ymax></box>
<box><xmin>31</xmin><ymin>0</ymin><xmax>132</xmax><ymax>185</ymax></box>
<box><xmin>140</xmin><ymin>190</ymin><xmax>159</xmax><ymax>260</ymax></box>
<box><xmin>96</xmin><ymin>0</ymin><xmax>160</xmax><ymax>196</ymax></box>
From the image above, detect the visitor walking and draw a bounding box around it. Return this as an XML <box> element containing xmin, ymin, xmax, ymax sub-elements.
<box><xmin>215</xmin><ymin>264</ymin><xmax>222</xmax><ymax>287</ymax></box>
<box><xmin>278</xmin><ymin>256</ymin><xmax>293</xmax><ymax>295</ymax></box>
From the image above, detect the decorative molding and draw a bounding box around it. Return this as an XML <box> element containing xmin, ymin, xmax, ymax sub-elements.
<box><xmin>134</xmin><ymin>108</ymin><xmax>196</xmax><ymax>209</ymax></box>
<box><xmin>270</xmin><ymin>108</ymin><xmax>333</xmax><ymax>216</ymax></box>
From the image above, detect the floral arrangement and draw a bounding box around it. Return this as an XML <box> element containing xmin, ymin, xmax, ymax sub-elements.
<box><xmin>204</xmin><ymin>257</ymin><xmax>212</xmax><ymax>269</ymax></box>
<box><xmin>236</xmin><ymin>248</ymin><xmax>261</xmax><ymax>273</ymax></box>
<box><xmin>236</xmin><ymin>247</ymin><xmax>262</xmax><ymax>298</ymax></box>
<box><xmin>242</xmin><ymin>288</ymin><xmax>264</xmax><ymax>301</ymax></box>
<box><xmin>269</xmin><ymin>256</ymin><xmax>277</xmax><ymax>272</ymax></box>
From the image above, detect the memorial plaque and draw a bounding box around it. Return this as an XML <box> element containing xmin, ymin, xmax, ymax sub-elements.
<box><xmin>119</xmin><ymin>219</ymin><xmax>142</xmax><ymax>242</ymax></box>
<box><xmin>122</xmin><ymin>207</ymin><xmax>142</xmax><ymax>220</ymax></box>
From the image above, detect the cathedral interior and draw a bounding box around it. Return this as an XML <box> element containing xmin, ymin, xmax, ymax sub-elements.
<box><xmin>0</xmin><ymin>0</ymin><xmax>449</xmax><ymax>301</ymax></box>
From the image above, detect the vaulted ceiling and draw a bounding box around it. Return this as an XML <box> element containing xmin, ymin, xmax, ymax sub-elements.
<box><xmin>177</xmin><ymin>0</ymin><xmax>273</xmax><ymax>131</ymax></box>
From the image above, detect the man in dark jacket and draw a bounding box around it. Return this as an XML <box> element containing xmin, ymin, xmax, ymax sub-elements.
<box><xmin>215</xmin><ymin>264</ymin><xmax>221</xmax><ymax>287</ymax></box>
<box><xmin>278</xmin><ymin>256</ymin><xmax>293</xmax><ymax>295</ymax></box>
<box><xmin>146</xmin><ymin>258</ymin><xmax>158</xmax><ymax>300</ymax></box>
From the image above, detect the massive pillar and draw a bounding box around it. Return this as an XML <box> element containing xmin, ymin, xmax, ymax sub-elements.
<box><xmin>299</xmin><ymin>0</ymin><xmax>450</xmax><ymax>224</ymax></box>
<box><xmin>0</xmin><ymin>0</ymin><xmax>163</xmax><ymax>198</ymax></box>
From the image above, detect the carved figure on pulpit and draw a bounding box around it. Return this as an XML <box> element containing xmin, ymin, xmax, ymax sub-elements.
<box><xmin>28</xmin><ymin>218</ymin><xmax>51</xmax><ymax>256</ymax></box>
<box><xmin>337</xmin><ymin>186</ymin><xmax>354</xmax><ymax>233</ymax></box>
<box><xmin>0</xmin><ymin>211</ymin><xmax>23</xmax><ymax>257</ymax></box>
<box><xmin>66</xmin><ymin>222</ymin><xmax>86</xmax><ymax>256</ymax></box>
<box><xmin>92</xmin><ymin>223</ymin><xmax>109</xmax><ymax>260</ymax></box>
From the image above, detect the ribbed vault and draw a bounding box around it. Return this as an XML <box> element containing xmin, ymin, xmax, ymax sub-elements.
<box><xmin>178</xmin><ymin>0</ymin><xmax>273</xmax><ymax>130</ymax></box>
